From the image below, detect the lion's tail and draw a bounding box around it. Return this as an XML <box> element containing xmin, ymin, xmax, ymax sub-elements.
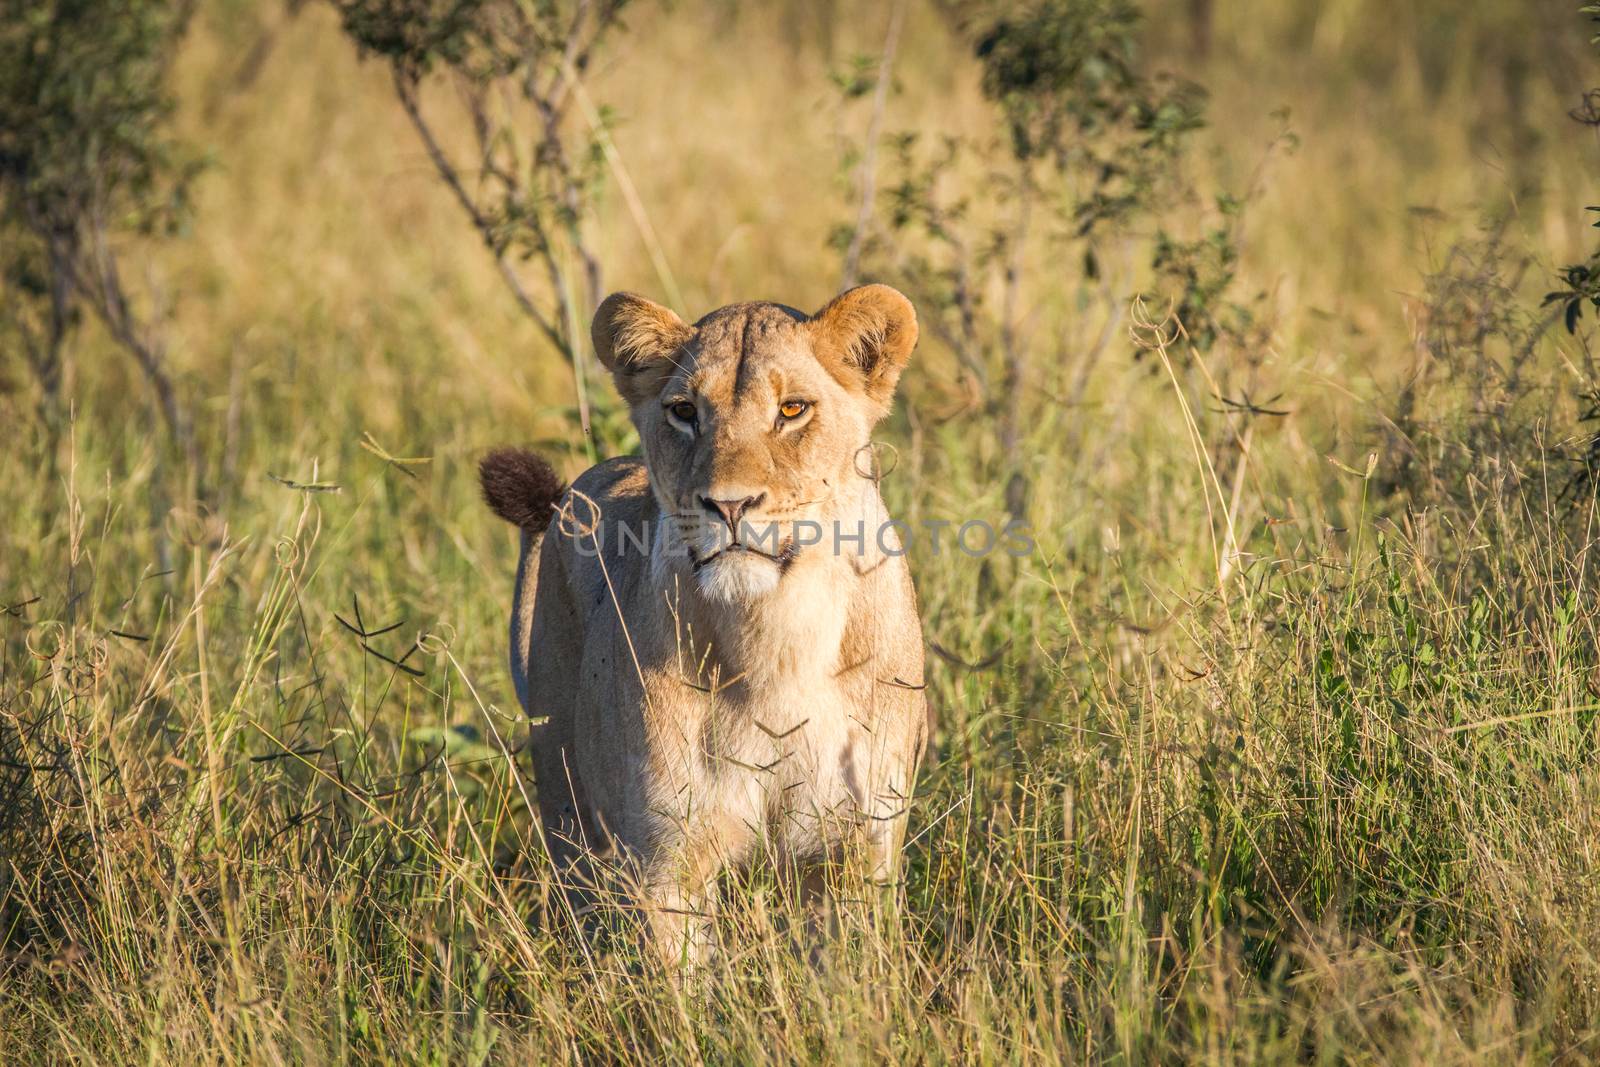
<box><xmin>478</xmin><ymin>447</ymin><xmax>566</xmax><ymax>533</ymax></box>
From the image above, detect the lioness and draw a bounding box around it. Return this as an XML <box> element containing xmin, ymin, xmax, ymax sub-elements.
<box><xmin>480</xmin><ymin>284</ymin><xmax>927</xmax><ymax>964</ymax></box>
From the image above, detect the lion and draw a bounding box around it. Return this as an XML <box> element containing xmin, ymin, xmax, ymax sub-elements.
<box><xmin>479</xmin><ymin>284</ymin><xmax>927</xmax><ymax>965</ymax></box>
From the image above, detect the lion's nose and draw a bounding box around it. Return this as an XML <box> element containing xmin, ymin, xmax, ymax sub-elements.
<box><xmin>701</xmin><ymin>493</ymin><xmax>765</xmax><ymax>533</ymax></box>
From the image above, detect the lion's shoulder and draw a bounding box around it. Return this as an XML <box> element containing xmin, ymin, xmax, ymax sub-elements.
<box><xmin>569</xmin><ymin>454</ymin><xmax>651</xmax><ymax>504</ymax></box>
<box><xmin>551</xmin><ymin>454</ymin><xmax>658</xmax><ymax>548</ymax></box>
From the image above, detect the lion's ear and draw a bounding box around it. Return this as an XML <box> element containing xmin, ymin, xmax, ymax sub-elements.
<box><xmin>807</xmin><ymin>284</ymin><xmax>918</xmax><ymax>416</ymax></box>
<box><xmin>592</xmin><ymin>292</ymin><xmax>694</xmax><ymax>405</ymax></box>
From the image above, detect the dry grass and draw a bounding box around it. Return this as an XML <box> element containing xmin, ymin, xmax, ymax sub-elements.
<box><xmin>4</xmin><ymin>1</ymin><xmax>1600</xmax><ymax>1062</ymax></box>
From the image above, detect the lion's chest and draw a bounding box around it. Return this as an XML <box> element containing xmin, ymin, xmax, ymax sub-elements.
<box><xmin>570</xmin><ymin>548</ymin><xmax>917</xmax><ymax>863</ymax></box>
<box><xmin>668</xmin><ymin>674</ymin><xmax>875</xmax><ymax>857</ymax></box>
<box><xmin>626</xmin><ymin>585</ymin><xmax>885</xmax><ymax>855</ymax></box>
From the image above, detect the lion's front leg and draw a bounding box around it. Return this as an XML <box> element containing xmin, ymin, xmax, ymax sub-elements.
<box><xmin>639</xmin><ymin>874</ymin><xmax>717</xmax><ymax>971</ymax></box>
<box><xmin>632</xmin><ymin>809</ymin><xmax>754</xmax><ymax>971</ymax></box>
<box><xmin>861</xmin><ymin>813</ymin><xmax>907</xmax><ymax>886</ymax></box>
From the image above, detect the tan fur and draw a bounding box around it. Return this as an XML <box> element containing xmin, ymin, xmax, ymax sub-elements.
<box><xmin>505</xmin><ymin>285</ymin><xmax>927</xmax><ymax>966</ymax></box>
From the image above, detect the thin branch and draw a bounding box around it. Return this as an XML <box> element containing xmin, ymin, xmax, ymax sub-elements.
<box><xmin>1064</xmin><ymin>275</ymin><xmax>1124</xmax><ymax>410</ymax></box>
<box><xmin>840</xmin><ymin>0</ymin><xmax>907</xmax><ymax>291</ymax></box>
<box><xmin>999</xmin><ymin>165</ymin><xmax>1035</xmax><ymax>517</ymax></box>
<box><xmin>565</xmin><ymin>58</ymin><xmax>681</xmax><ymax>310</ymax></box>
<box><xmin>391</xmin><ymin>68</ymin><xmax>567</xmax><ymax>355</ymax></box>
<box><xmin>40</xmin><ymin>202</ymin><xmax>196</xmax><ymax>473</ymax></box>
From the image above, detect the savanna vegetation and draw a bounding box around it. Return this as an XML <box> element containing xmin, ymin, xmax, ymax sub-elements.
<box><xmin>4</xmin><ymin>0</ymin><xmax>1600</xmax><ymax>1061</ymax></box>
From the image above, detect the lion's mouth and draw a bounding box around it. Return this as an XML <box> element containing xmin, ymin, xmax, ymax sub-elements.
<box><xmin>690</xmin><ymin>538</ymin><xmax>799</xmax><ymax>572</ymax></box>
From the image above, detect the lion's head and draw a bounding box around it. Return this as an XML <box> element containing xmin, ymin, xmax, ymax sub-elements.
<box><xmin>591</xmin><ymin>284</ymin><xmax>918</xmax><ymax>602</ymax></box>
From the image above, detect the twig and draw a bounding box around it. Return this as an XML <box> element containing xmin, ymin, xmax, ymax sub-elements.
<box><xmin>839</xmin><ymin>0</ymin><xmax>907</xmax><ymax>290</ymax></box>
<box><xmin>391</xmin><ymin>70</ymin><xmax>567</xmax><ymax>356</ymax></box>
<box><xmin>565</xmin><ymin>58</ymin><xmax>684</xmax><ymax>312</ymax></box>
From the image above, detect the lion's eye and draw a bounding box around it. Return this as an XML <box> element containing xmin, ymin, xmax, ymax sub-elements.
<box><xmin>778</xmin><ymin>400</ymin><xmax>810</xmax><ymax>420</ymax></box>
<box><xmin>669</xmin><ymin>401</ymin><xmax>698</xmax><ymax>424</ymax></box>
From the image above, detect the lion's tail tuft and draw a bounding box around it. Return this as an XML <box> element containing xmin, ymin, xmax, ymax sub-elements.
<box><xmin>478</xmin><ymin>447</ymin><xmax>566</xmax><ymax>534</ymax></box>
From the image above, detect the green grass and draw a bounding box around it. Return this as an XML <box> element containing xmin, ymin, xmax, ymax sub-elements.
<box><xmin>4</xmin><ymin>1</ymin><xmax>1600</xmax><ymax>1062</ymax></box>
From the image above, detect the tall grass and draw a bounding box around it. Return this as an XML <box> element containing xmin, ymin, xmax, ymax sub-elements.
<box><xmin>4</xmin><ymin>1</ymin><xmax>1600</xmax><ymax>1062</ymax></box>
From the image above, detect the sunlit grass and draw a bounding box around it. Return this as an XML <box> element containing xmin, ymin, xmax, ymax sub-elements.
<box><xmin>4</xmin><ymin>1</ymin><xmax>1600</xmax><ymax>1062</ymax></box>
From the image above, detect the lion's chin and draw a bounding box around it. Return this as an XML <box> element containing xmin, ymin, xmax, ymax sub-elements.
<box><xmin>694</xmin><ymin>551</ymin><xmax>783</xmax><ymax>603</ymax></box>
